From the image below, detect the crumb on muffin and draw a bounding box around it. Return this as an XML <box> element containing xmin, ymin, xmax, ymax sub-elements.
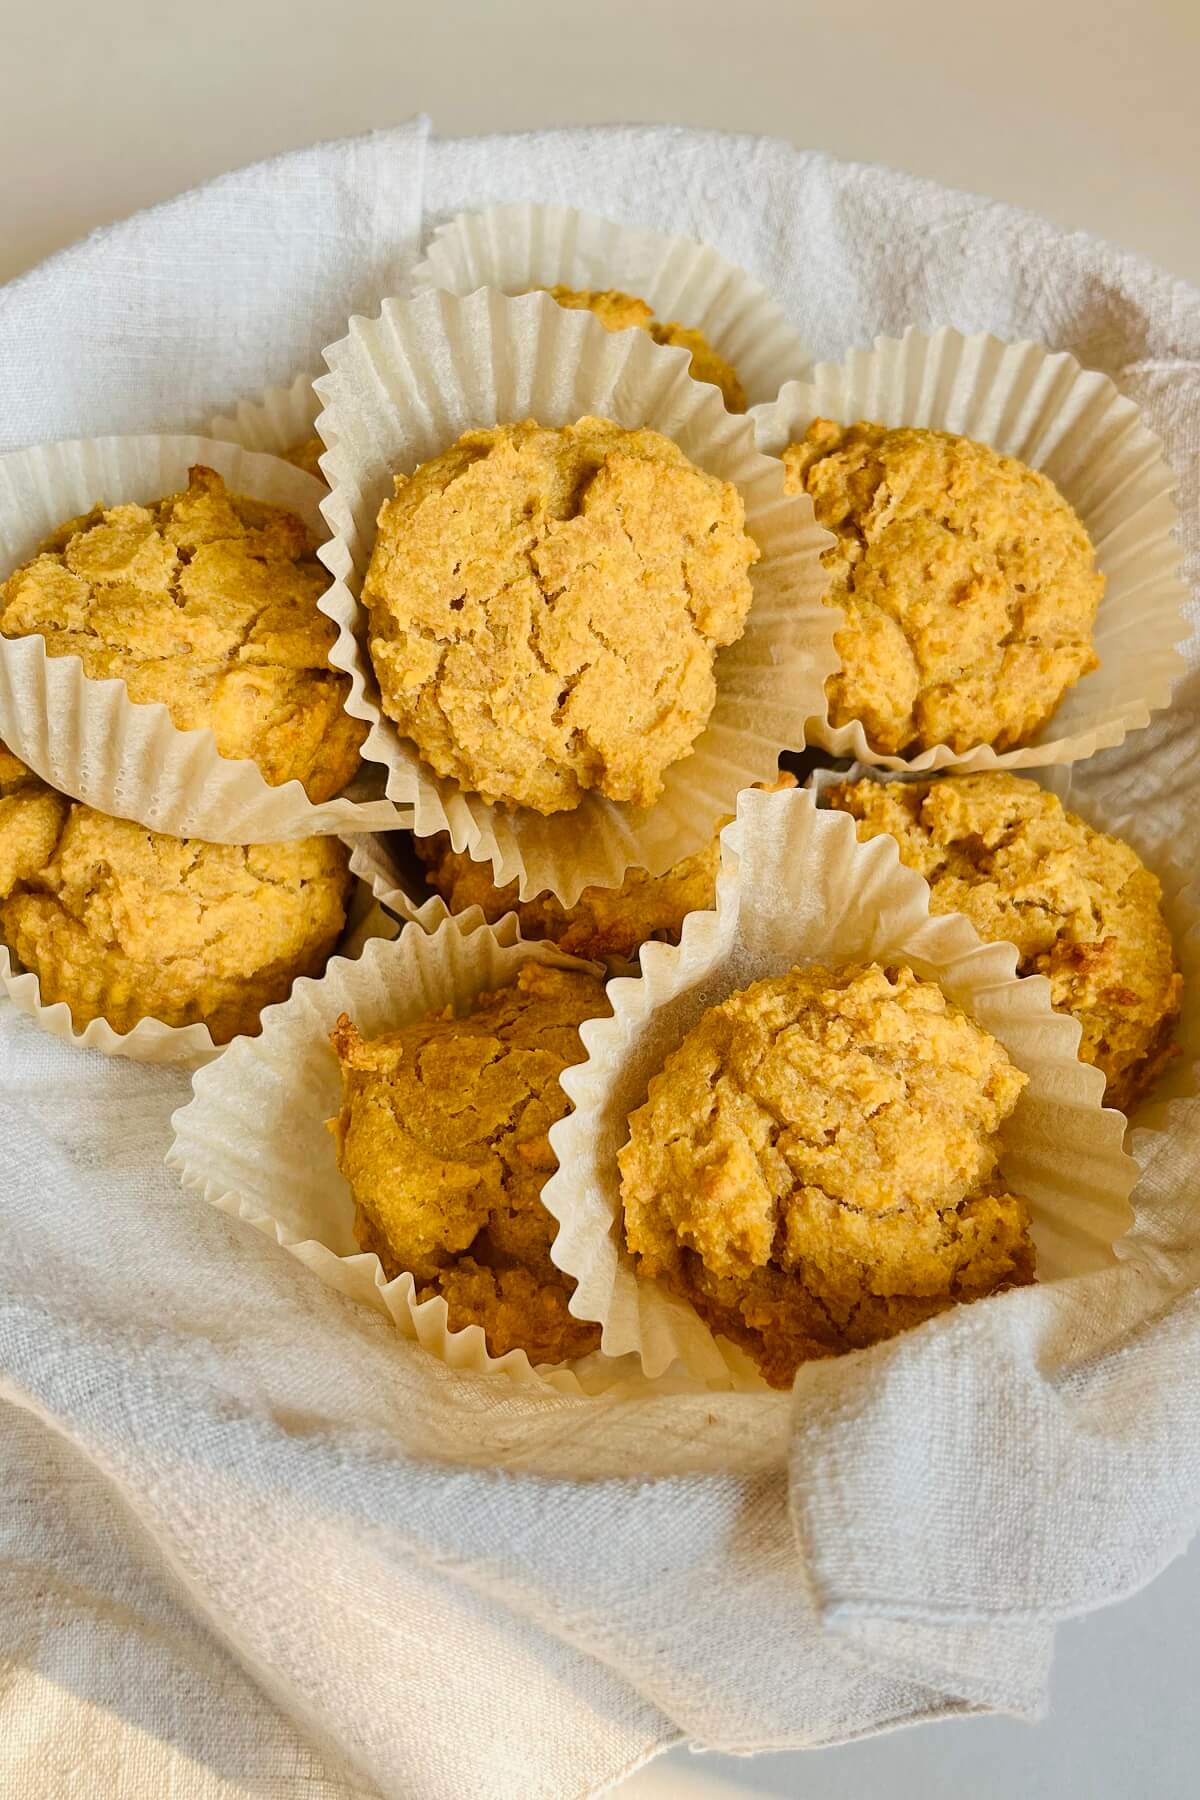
<box><xmin>362</xmin><ymin>418</ymin><xmax>759</xmax><ymax>815</ymax></box>
<box><xmin>0</xmin><ymin>465</ymin><xmax>365</xmax><ymax>801</ymax></box>
<box><xmin>619</xmin><ymin>961</ymin><xmax>1035</xmax><ymax>1388</ymax></box>
<box><xmin>782</xmin><ymin>420</ymin><xmax>1103</xmax><ymax>756</ymax></box>
<box><xmin>542</xmin><ymin>286</ymin><xmax>746</xmax><ymax>411</ymax></box>
<box><xmin>0</xmin><ymin>748</ymin><xmax>352</xmax><ymax>1041</ymax></box>
<box><xmin>828</xmin><ymin>772</ymin><xmax>1182</xmax><ymax>1112</ymax></box>
<box><xmin>414</xmin><ymin>772</ymin><xmax>797</xmax><ymax>959</ymax></box>
<box><xmin>329</xmin><ymin>962</ymin><xmax>611</xmax><ymax>1365</ymax></box>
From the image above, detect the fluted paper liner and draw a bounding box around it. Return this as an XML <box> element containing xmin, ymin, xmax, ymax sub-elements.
<box><xmin>315</xmin><ymin>287</ymin><xmax>835</xmax><ymax>907</ymax></box>
<box><xmin>0</xmin><ymin>435</ymin><xmax>408</xmax><ymax>839</ymax></box>
<box><xmin>806</xmin><ymin>761</ymin><xmax>1199</xmax><ymax>1135</ymax></box>
<box><xmin>543</xmin><ymin>784</ymin><xmax>1138</xmax><ymax>1385</ymax></box>
<box><xmin>0</xmin><ymin>847</ymin><xmax>398</xmax><ymax>1065</ymax></box>
<box><xmin>411</xmin><ymin>202</ymin><xmax>811</xmax><ymax>407</ymax></box>
<box><xmin>346</xmin><ymin>830</ymin><xmax>451</xmax><ymax>933</ymax></box>
<box><xmin>750</xmin><ymin>328</ymin><xmax>1189</xmax><ymax>772</ymax></box>
<box><xmin>208</xmin><ymin>370</ymin><xmax>324</xmax><ymax>472</ymax></box>
<box><xmin>168</xmin><ymin>919</ymin><xmax>672</xmax><ymax>1394</ymax></box>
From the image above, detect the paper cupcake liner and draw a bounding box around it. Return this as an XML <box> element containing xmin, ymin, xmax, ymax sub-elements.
<box><xmin>411</xmin><ymin>202</ymin><xmax>811</xmax><ymax>408</ymax></box>
<box><xmin>167</xmin><ymin>917</ymin><xmax>685</xmax><ymax>1394</ymax></box>
<box><xmin>207</xmin><ymin>369</ymin><xmax>324</xmax><ymax>471</ymax></box>
<box><xmin>315</xmin><ymin>286</ymin><xmax>836</xmax><ymax>907</ymax></box>
<box><xmin>750</xmin><ymin>328</ymin><xmax>1190</xmax><ymax>773</ymax></box>
<box><xmin>542</xmin><ymin>783</ymin><xmax>1137</xmax><ymax>1385</ymax></box>
<box><xmin>0</xmin><ymin>436</ymin><xmax>411</xmax><ymax>840</ymax></box>
<box><xmin>806</xmin><ymin>762</ymin><xmax>1198</xmax><ymax>1134</ymax></box>
<box><xmin>345</xmin><ymin>830</ymin><xmax>451</xmax><ymax>932</ymax></box>
<box><xmin>0</xmin><ymin>854</ymin><xmax>397</xmax><ymax>1065</ymax></box>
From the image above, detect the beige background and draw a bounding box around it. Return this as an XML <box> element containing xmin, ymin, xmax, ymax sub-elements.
<box><xmin>2</xmin><ymin>2</ymin><xmax>1198</xmax><ymax>1796</ymax></box>
<box><xmin>3</xmin><ymin>0</ymin><xmax>1199</xmax><ymax>288</ymax></box>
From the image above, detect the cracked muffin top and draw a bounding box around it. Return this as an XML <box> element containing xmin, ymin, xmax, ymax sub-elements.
<box><xmin>362</xmin><ymin>418</ymin><xmax>759</xmax><ymax>814</ymax></box>
<box><xmin>414</xmin><ymin>772</ymin><xmax>796</xmax><ymax>961</ymax></box>
<box><xmin>542</xmin><ymin>286</ymin><xmax>746</xmax><ymax>411</ymax></box>
<box><xmin>782</xmin><ymin>421</ymin><xmax>1103</xmax><ymax>756</ymax></box>
<box><xmin>619</xmin><ymin>960</ymin><xmax>1035</xmax><ymax>1387</ymax></box>
<box><xmin>329</xmin><ymin>962</ymin><xmax>611</xmax><ymax>1366</ymax></box>
<box><xmin>828</xmin><ymin>773</ymin><xmax>1182</xmax><ymax>1112</ymax></box>
<box><xmin>0</xmin><ymin>747</ymin><xmax>352</xmax><ymax>1042</ymax></box>
<box><xmin>0</xmin><ymin>465</ymin><xmax>365</xmax><ymax>801</ymax></box>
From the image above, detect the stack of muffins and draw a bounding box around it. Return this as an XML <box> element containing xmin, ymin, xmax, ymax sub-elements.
<box><xmin>0</xmin><ymin>225</ymin><xmax>1187</xmax><ymax>1392</ymax></box>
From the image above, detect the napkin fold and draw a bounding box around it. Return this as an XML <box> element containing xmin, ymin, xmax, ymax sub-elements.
<box><xmin>1</xmin><ymin>117</ymin><xmax>1199</xmax><ymax>1800</ymax></box>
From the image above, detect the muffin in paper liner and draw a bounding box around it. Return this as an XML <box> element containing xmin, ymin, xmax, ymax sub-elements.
<box><xmin>208</xmin><ymin>370</ymin><xmax>324</xmax><ymax>474</ymax></box>
<box><xmin>0</xmin><ymin>840</ymin><xmax>398</xmax><ymax>1065</ymax></box>
<box><xmin>410</xmin><ymin>201</ymin><xmax>811</xmax><ymax>407</ymax></box>
<box><xmin>314</xmin><ymin>286</ymin><xmax>836</xmax><ymax>907</ymax></box>
<box><xmin>0</xmin><ymin>435</ymin><xmax>409</xmax><ymax>841</ymax></box>
<box><xmin>806</xmin><ymin>760</ymin><xmax>1198</xmax><ymax>1136</ymax></box>
<box><xmin>542</xmin><ymin>783</ymin><xmax>1138</xmax><ymax>1386</ymax></box>
<box><xmin>750</xmin><ymin>327</ymin><xmax>1190</xmax><ymax>774</ymax></box>
<box><xmin>167</xmin><ymin>917</ymin><xmax>692</xmax><ymax>1395</ymax></box>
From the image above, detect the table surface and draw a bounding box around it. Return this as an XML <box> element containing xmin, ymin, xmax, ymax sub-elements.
<box><xmin>3</xmin><ymin>3</ymin><xmax>1198</xmax><ymax>1796</ymax></box>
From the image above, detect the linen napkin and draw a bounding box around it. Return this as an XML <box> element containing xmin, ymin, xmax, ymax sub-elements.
<box><xmin>1</xmin><ymin>118</ymin><xmax>1198</xmax><ymax>1800</ymax></box>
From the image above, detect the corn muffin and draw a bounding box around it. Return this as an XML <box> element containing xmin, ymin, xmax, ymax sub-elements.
<box><xmin>414</xmin><ymin>773</ymin><xmax>796</xmax><ymax>959</ymax></box>
<box><xmin>283</xmin><ymin>436</ymin><xmax>325</xmax><ymax>481</ymax></box>
<box><xmin>362</xmin><ymin>418</ymin><xmax>759</xmax><ymax>814</ymax></box>
<box><xmin>542</xmin><ymin>285</ymin><xmax>746</xmax><ymax>411</ymax></box>
<box><xmin>782</xmin><ymin>421</ymin><xmax>1103</xmax><ymax>756</ymax></box>
<box><xmin>828</xmin><ymin>773</ymin><xmax>1182</xmax><ymax>1112</ymax></box>
<box><xmin>0</xmin><ymin>465</ymin><xmax>364</xmax><ymax>801</ymax></box>
<box><xmin>619</xmin><ymin>961</ymin><xmax>1035</xmax><ymax>1387</ymax></box>
<box><xmin>329</xmin><ymin>963</ymin><xmax>610</xmax><ymax>1364</ymax></box>
<box><xmin>0</xmin><ymin>749</ymin><xmax>352</xmax><ymax>1042</ymax></box>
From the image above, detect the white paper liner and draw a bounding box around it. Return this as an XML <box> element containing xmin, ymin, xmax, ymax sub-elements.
<box><xmin>806</xmin><ymin>761</ymin><xmax>1198</xmax><ymax>1135</ymax></box>
<box><xmin>543</xmin><ymin>783</ymin><xmax>1138</xmax><ymax>1385</ymax></box>
<box><xmin>207</xmin><ymin>369</ymin><xmax>324</xmax><ymax>472</ymax></box>
<box><xmin>168</xmin><ymin>919</ymin><xmax>683</xmax><ymax>1394</ymax></box>
<box><xmin>0</xmin><ymin>436</ymin><xmax>410</xmax><ymax>840</ymax></box>
<box><xmin>345</xmin><ymin>830</ymin><xmax>451</xmax><ymax>932</ymax></box>
<box><xmin>0</xmin><ymin>852</ymin><xmax>397</xmax><ymax>1065</ymax></box>
<box><xmin>411</xmin><ymin>202</ymin><xmax>811</xmax><ymax>407</ymax></box>
<box><xmin>315</xmin><ymin>286</ymin><xmax>836</xmax><ymax>907</ymax></box>
<box><xmin>750</xmin><ymin>328</ymin><xmax>1190</xmax><ymax>773</ymax></box>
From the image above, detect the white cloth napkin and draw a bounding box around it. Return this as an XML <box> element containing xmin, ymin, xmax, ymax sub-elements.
<box><xmin>1</xmin><ymin>119</ymin><xmax>1199</xmax><ymax>1800</ymax></box>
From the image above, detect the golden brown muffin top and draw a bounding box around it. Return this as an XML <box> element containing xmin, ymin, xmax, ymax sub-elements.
<box><xmin>414</xmin><ymin>772</ymin><xmax>797</xmax><ymax>960</ymax></box>
<box><xmin>0</xmin><ymin>748</ymin><xmax>351</xmax><ymax>1041</ymax></box>
<box><xmin>543</xmin><ymin>286</ymin><xmax>746</xmax><ymax>411</ymax></box>
<box><xmin>619</xmin><ymin>961</ymin><xmax>1034</xmax><ymax>1387</ymax></box>
<box><xmin>783</xmin><ymin>421</ymin><xmax>1103</xmax><ymax>756</ymax></box>
<box><xmin>828</xmin><ymin>773</ymin><xmax>1182</xmax><ymax>1112</ymax></box>
<box><xmin>363</xmin><ymin>418</ymin><xmax>759</xmax><ymax>815</ymax></box>
<box><xmin>0</xmin><ymin>465</ymin><xmax>364</xmax><ymax>802</ymax></box>
<box><xmin>329</xmin><ymin>962</ymin><xmax>611</xmax><ymax>1365</ymax></box>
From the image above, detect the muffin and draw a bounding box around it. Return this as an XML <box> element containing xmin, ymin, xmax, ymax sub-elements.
<box><xmin>414</xmin><ymin>773</ymin><xmax>797</xmax><ymax>960</ymax></box>
<box><xmin>619</xmin><ymin>961</ymin><xmax>1035</xmax><ymax>1387</ymax></box>
<box><xmin>362</xmin><ymin>418</ymin><xmax>759</xmax><ymax>814</ymax></box>
<box><xmin>0</xmin><ymin>465</ymin><xmax>365</xmax><ymax>802</ymax></box>
<box><xmin>0</xmin><ymin>748</ymin><xmax>352</xmax><ymax>1042</ymax></box>
<box><xmin>329</xmin><ymin>962</ymin><xmax>611</xmax><ymax>1364</ymax></box>
<box><xmin>827</xmin><ymin>773</ymin><xmax>1182</xmax><ymax>1112</ymax></box>
<box><xmin>283</xmin><ymin>436</ymin><xmax>325</xmax><ymax>481</ymax></box>
<box><xmin>782</xmin><ymin>421</ymin><xmax>1103</xmax><ymax>756</ymax></box>
<box><xmin>542</xmin><ymin>285</ymin><xmax>746</xmax><ymax>411</ymax></box>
